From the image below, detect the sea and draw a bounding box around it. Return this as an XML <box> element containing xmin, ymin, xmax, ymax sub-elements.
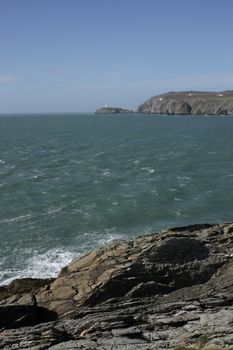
<box><xmin>1</xmin><ymin>113</ymin><xmax>233</xmax><ymax>286</ymax></box>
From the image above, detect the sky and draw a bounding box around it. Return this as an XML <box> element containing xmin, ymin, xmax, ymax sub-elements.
<box><xmin>0</xmin><ymin>0</ymin><xmax>233</xmax><ymax>112</ymax></box>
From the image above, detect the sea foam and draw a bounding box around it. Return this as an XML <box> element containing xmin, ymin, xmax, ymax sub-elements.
<box><xmin>0</xmin><ymin>248</ymin><xmax>78</xmax><ymax>286</ymax></box>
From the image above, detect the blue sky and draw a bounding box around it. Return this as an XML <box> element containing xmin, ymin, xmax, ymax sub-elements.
<box><xmin>0</xmin><ymin>0</ymin><xmax>233</xmax><ymax>112</ymax></box>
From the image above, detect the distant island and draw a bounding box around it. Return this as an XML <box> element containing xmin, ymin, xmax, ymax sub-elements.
<box><xmin>95</xmin><ymin>106</ymin><xmax>135</xmax><ymax>114</ymax></box>
<box><xmin>137</xmin><ymin>90</ymin><xmax>233</xmax><ymax>115</ymax></box>
<box><xmin>96</xmin><ymin>91</ymin><xmax>233</xmax><ymax>116</ymax></box>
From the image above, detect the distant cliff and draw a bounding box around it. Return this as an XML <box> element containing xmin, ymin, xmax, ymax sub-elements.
<box><xmin>95</xmin><ymin>106</ymin><xmax>135</xmax><ymax>114</ymax></box>
<box><xmin>137</xmin><ymin>90</ymin><xmax>233</xmax><ymax>115</ymax></box>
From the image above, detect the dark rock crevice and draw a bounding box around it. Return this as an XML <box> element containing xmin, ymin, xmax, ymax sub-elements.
<box><xmin>0</xmin><ymin>304</ymin><xmax>58</xmax><ymax>329</ymax></box>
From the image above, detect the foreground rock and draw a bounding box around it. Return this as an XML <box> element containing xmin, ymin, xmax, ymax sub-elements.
<box><xmin>137</xmin><ymin>90</ymin><xmax>233</xmax><ymax>115</ymax></box>
<box><xmin>2</xmin><ymin>222</ymin><xmax>233</xmax><ymax>349</ymax></box>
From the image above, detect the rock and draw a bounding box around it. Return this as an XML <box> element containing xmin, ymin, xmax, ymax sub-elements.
<box><xmin>2</xmin><ymin>222</ymin><xmax>233</xmax><ymax>349</ymax></box>
<box><xmin>0</xmin><ymin>322</ymin><xmax>70</xmax><ymax>349</ymax></box>
<box><xmin>137</xmin><ymin>91</ymin><xmax>233</xmax><ymax>115</ymax></box>
<box><xmin>95</xmin><ymin>106</ymin><xmax>135</xmax><ymax>114</ymax></box>
<box><xmin>33</xmin><ymin>223</ymin><xmax>228</xmax><ymax>316</ymax></box>
<box><xmin>0</xmin><ymin>278</ymin><xmax>54</xmax><ymax>305</ymax></box>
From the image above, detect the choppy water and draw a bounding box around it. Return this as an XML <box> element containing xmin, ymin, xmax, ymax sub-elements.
<box><xmin>0</xmin><ymin>113</ymin><xmax>233</xmax><ymax>285</ymax></box>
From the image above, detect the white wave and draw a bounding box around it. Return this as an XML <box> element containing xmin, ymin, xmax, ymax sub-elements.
<box><xmin>177</xmin><ymin>176</ymin><xmax>191</xmax><ymax>180</ymax></box>
<box><xmin>93</xmin><ymin>152</ymin><xmax>105</xmax><ymax>157</ymax></box>
<box><xmin>141</xmin><ymin>167</ymin><xmax>155</xmax><ymax>174</ymax></box>
<box><xmin>0</xmin><ymin>270</ymin><xmax>16</xmax><ymax>286</ymax></box>
<box><xmin>27</xmin><ymin>248</ymin><xmax>78</xmax><ymax>278</ymax></box>
<box><xmin>179</xmin><ymin>183</ymin><xmax>187</xmax><ymax>188</ymax></box>
<box><xmin>97</xmin><ymin>232</ymin><xmax>126</xmax><ymax>246</ymax></box>
<box><xmin>78</xmin><ymin>230</ymin><xmax>127</xmax><ymax>251</ymax></box>
<box><xmin>223</xmin><ymin>174</ymin><xmax>233</xmax><ymax>178</ymax></box>
<box><xmin>0</xmin><ymin>214</ymin><xmax>32</xmax><ymax>224</ymax></box>
<box><xmin>168</xmin><ymin>209</ymin><xmax>187</xmax><ymax>218</ymax></box>
<box><xmin>0</xmin><ymin>230</ymin><xmax>129</xmax><ymax>286</ymax></box>
<box><xmin>152</xmin><ymin>190</ymin><xmax>159</xmax><ymax>196</ymax></box>
<box><xmin>123</xmin><ymin>193</ymin><xmax>134</xmax><ymax>198</ymax></box>
<box><xmin>46</xmin><ymin>206</ymin><xmax>65</xmax><ymax>216</ymax></box>
<box><xmin>0</xmin><ymin>248</ymin><xmax>79</xmax><ymax>286</ymax></box>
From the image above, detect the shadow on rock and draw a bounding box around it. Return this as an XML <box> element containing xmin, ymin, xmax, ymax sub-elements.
<box><xmin>0</xmin><ymin>304</ymin><xmax>58</xmax><ymax>329</ymax></box>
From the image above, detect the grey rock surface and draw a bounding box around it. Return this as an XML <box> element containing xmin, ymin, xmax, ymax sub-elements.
<box><xmin>137</xmin><ymin>90</ymin><xmax>233</xmax><ymax>115</ymax></box>
<box><xmin>2</xmin><ymin>222</ymin><xmax>233</xmax><ymax>349</ymax></box>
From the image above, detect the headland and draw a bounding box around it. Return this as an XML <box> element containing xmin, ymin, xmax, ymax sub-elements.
<box><xmin>96</xmin><ymin>91</ymin><xmax>233</xmax><ymax>116</ymax></box>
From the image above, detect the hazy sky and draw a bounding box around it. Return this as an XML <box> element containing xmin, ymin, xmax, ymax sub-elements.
<box><xmin>1</xmin><ymin>0</ymin><xmax>233</xmax><ymax>112</ymax></box>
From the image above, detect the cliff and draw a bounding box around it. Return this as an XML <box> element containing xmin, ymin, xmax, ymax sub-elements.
<box><xmin>95</xmin><ymin>106</ymin><xmax>135</xmax><ymax>114</ymax></box>
<box><xmin>137</xmin><ymin>91</ymin><xmax>233</xmax><ymax>115</ymax></box>
<box><xmin>1</xmin><ymin>222</ymin><xmax>233</xmax><ymax>349</ymax></box>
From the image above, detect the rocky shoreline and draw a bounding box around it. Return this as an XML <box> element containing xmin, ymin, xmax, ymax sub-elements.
<box><xmin>96</xmin><ymin>91</ymin><xmax>233</xmax><ymax>116</ymax></box>
<box><xmin>2</xmin><ymin>222</ymin><xmax>233</xmax><ymax>349</ymax></box>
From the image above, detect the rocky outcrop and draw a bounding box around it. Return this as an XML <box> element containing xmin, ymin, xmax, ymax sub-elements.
<box><xmin>2</xmin><ymin>222</ymin><xmax>233</xmax><ymax>349</ymax></box>
<box><xmin>137</xmin><ymin>91</ymin><xmax>233</xmax><ymax>115</ymax></box>
<box><xmin>0</xmin><ymin>278</ymin><xmax>54</xmax><ymax>304</ymax></box>
<box><xmin>95</xmin><ymin>106</ymin><xmax>135</xmax><ymax>114</ymax></box>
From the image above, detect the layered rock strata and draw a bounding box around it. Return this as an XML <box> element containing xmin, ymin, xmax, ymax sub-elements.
<box><xmin>1</xmin><ymin>222</ymin><xmax>233</xmax><ymax>349</ymax></box>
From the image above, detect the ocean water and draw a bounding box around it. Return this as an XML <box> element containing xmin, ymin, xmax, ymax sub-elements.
<box><xmin>0</xmin><ymin>113</ymin><xmax>233</xmax><ymax>285</ymax></box>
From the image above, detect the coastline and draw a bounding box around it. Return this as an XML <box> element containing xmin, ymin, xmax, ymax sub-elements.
<box><xmin>96</xmin><ymin>90</ymin><xmax>233</xmax><ymax>116</ymax></box>
<box><xmin>1</xmin><ymin>222</ymin><xmax>233</xmax><ymax>349</ymax></box>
